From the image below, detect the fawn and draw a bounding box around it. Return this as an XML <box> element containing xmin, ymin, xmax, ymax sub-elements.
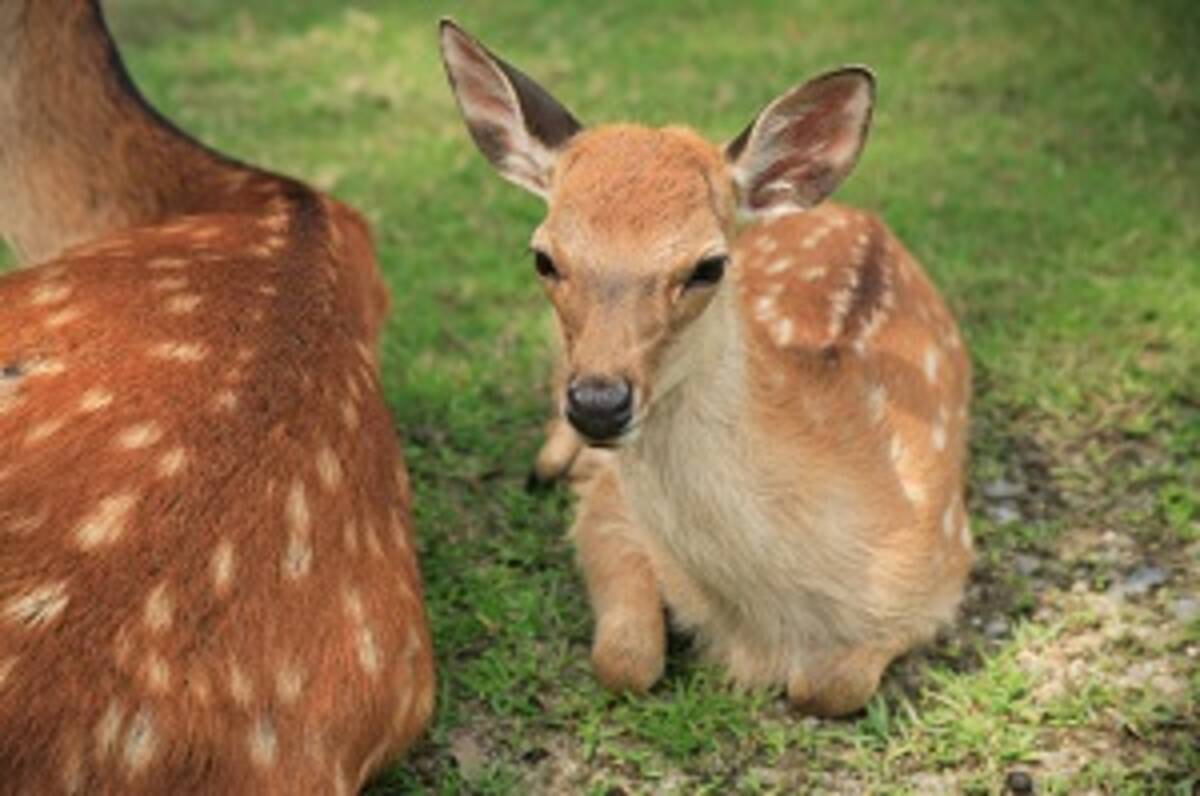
<box><xmin>441</xmin><ymin>20</ymin><xmax>972</xmax><ymax>716</ymax></box>
<box><xmin>0</xmin><ymin>1</ymin><xmax>433</xmax><ymax>791</ymax></box>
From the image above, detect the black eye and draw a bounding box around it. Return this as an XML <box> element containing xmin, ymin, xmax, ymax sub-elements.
<box><xmin>684</xmin><ymin>255</ymin><xmax>728</xmax><ymax>290</ymax></box>
<box><xmin>533</xmin><ymin>250</ymin><xmax>560</xmax><ymax>281</ymax></box>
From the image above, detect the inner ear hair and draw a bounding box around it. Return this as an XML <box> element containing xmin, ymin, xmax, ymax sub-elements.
<box><xmin>726</xmin><ymin>67</ymin><xmax>875</xmax><ymax>217</ymax></box>
<box><xmin>439</xmin><ymin>19</ymin><xmax>583</xmax><ymax>197</ymax></box>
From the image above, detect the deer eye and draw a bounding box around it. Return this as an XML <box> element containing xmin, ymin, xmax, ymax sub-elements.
<box><xmin>684</xmin><ymin>255</ymin><xmax>728</xmax><ymax>290</ymax></box>
<box><xmin>532</xmin><ymin>250</ymin><xmax>560</xmax><ymax>281</ymax></box>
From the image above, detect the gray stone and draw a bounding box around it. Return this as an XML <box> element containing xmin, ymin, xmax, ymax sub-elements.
<box><xmin>987</xmin><ymin>502</ymin><xmax>1022</xmax><ymax>525</ymax></box>
<box><xmin>984</xmin><ymin>617</ymin><xmax>1011</xmax><ymax>639</ymax></box>
<box><xmin>1121</xmin><ymin>564</ymin><xmax>1168</xmax><ymax>597</ymax></box>
<box><xmin>983</xmin><ymin>479</ymin><xmax>1026</xmax><ymax>499</ymax></box>
<box><xmin>1014</xmin><ymin>554</ymin><xmax>1041</xmax><ymax>576</ymax></box>
<box><xmin>1171</xmin><ymin>596</ymin><xmax>1200</xmax><ymax>623</ymax></box>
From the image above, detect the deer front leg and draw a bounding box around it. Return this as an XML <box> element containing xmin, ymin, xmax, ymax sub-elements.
<box><xmin>571</xmin><ymin>471</ymin><xmax>665</xmax><ymax>693</ymax></box>
<box><xmin>529</xmin><ymin>417</ymin><xmax>585</xmax><ymax>488</ymax></box>
<box><xmin>786</xmin><ymin>642</ymin><xmax>899</xmax><ymax>717</ymax></box>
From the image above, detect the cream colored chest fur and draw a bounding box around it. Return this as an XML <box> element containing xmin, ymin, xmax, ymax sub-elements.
<box><xmin>618</xmin><ymin>376</ymin><xmax>887</xmax><ymax>665</ymax></box>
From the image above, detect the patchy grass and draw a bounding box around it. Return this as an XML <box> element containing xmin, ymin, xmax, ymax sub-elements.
<box><xmin>11</xmin><ymin>0</ymin><xmax>1200</xmax><ymax>791</ymax></box>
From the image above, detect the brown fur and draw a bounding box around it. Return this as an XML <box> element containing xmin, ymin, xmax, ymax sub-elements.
<box><xmin>442</xmin><ymin>20</ymin><xmax>971</xmax><ymax>717</ymax></box>
<box><xmin>0</xmin><ymin>3</ymin><xmax>433</xmax><ymax>792</ymax></box>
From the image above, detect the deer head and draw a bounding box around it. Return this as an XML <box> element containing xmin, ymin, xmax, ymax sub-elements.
<box><xmin>440</xmin><ymin>19</ymin><xmax>874</xmax><ymax>445</ymax></box>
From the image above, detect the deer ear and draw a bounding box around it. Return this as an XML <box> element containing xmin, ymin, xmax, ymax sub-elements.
<box><xmin>725</xmin><ymin>68</ymin><xmax>875</xmax><ymax>218</ymax></box>
<box><xmin>439</xmin><ymin>19</ymin><xmax>583</xmax><ymax>199</ymax></box>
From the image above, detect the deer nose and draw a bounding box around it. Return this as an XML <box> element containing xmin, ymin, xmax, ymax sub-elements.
<box><xmin>565</xmin><ymin>376</ymin><xmax>633</xmax><ymax>442</ymax></box>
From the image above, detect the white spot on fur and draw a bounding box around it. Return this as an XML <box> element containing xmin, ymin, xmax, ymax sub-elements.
<box><xmin>343</xmin><ymin>519</ymin><xmax>360</xmax><ymax>554</ymax></box>
<box><xmin>753</xmin><ymin>295</ymin><xmax>778</xmax><ymax>323</ymax></box>
<box><xmin>342</xmin><ymin>586</ymin><xmax>365</xmax><ymax>623</ymax></box>
<box><xmin>76</xmin><ymin>493</ymin><xmax>138</xmax><ymax>549</ymax></box>
<box><xmin>248</xmin><ymin>717</ymin><xmax>278</xmax><ymax>768</ymax></box>
<box><xmin>942</xmin><ymin>503</ymin><xmax>956</xmax><ymax>539</ymax></box>
<box><xmin>867</xmin><ymin>384</ymin><xmax>887</xmax><ymax>423</ymax></box>
<box><xmin>771</xmin><ymin>317</ymin><xmax>794</xmax><ymax>346</ymax></box>
<box><xmin>191</xmin><ymin>225</ymin><xmax>221</xmax><ymax>242</ymax></box>
<box><xmin>189</xmin><ymin>668</ymin><xmax>213</xmax><ymax>706</ymax></box>
<box><xmin>3</xmin><ymin>509</ymin><xmax>46</xmax><ymax>535</ymax></box>
<box><xmin>45</xmin><ymin>305</ymin><xmax>84</xmax><ymax>328</ymax></box>
<box><xmin>924</xmin><ymin>347</ymin><xmax>940</xmax><ymax>383</ymax></box>
<box><xmin>165</xmin><ymin>293</ymin><xmax>203</xmax><ymax>314</ymax></box>
<box><xmin>5</xmin><ymin>581</ymin><xmax>69</xmax><ymax>627</ymax></box>
<box><xmin>147</xmin><ymin>257</ymin><xmax>187</xmax><ymax>270</ymax></box>
<box><xmin>764</xmin><ymin>257</ymin><xmax>793</xmax><ymax>275</ymax></box>
<box><xmin>283</xmin><ymin>480</ymin><xmax>313</xmax><ymax>580</ymax></box>
<box><xmin>211</xmin><ymin>539</ymin><xmax>235</xmax><ymax>596</ymax></box>
<box><xmin>801</xmin><ymin>227</ymin><xmax>831</xmax><ymax>250</ymax></box>
<box><xmin>28</xmin><ymin>358</ymin><xmax>66</xmax><ymax>377</ymax></box>
<box><xmin>24</xmin><ymin>418</ymin><xmax>65</xmax><ymax>446</ymax></box>
<box><xmin>283</xmin><ymin>534</ymin><xmax>313</xmax><ymax>580</ymax></box>
<box><xmin>357</xmin><ymin>625</ymin><xmax>381</xmax><ymax>676</ymax></box>
<box><xmin>341</xmin><ymin>400</ymin><xmax>360</xmax><ymax>431</ymax></box>
<box><xmin>30</xmin><ymin>282</ymin><xmax>72</xmax><ymax>306</ymax></box>
<box><xmin>143</xmin><ymin>652</ymin><xmax>171</xmax><ymax>693</ymax></box>
<box><xmin>79</xmin><ymin>387</ymin><xmax>114</xmax><ymax>413</ymax></box>
<box><xmin>932</xmin><ymin>418</ymin><xmax>947</xmax><ymax>452</ymax></box>
<box><xmin>213</xmin><ymin>389</ymin><xmax>238</xmax><ymax>411</ymax></box>
<box><xmin>960</xmin><ymin>520</ymin><xmax>973</xmax><ymax>551</ymax></box>
<box><xmin>275</xmin><ymin>662</ymin><xmax>304</xmax><ymax>705</ymax></box>
<box><xmin>316</xmin><ymin>447</ymin><xmax>342</xmax><ymax>491</ymax></box>
<box><xmin>156</xmin><ymin>447</ymin><xmax>189</xmax><ymax>478</ymax></box>
<box><xmin>901</xmin><ymin>475</ymin><xmax>927</xmax><ymax>505</ymax></box>
<box><xmin>259</xmin><ymin>214</ymin><xmax>289</xmax><ymax>234</ymax></box>
<box><xmin>801</xmin><ymin>266</ymin><xmax>827</xmax><ymax>282</ymax></box>
<box><xmin>94</xmin><ymin>700</ymin><xmax>124</xmax><ymax>761</ymax></box>
<box><xmin>122</xmin><ymin>709</ymin><xmax>157</xmax><ymax>773</ymax></box>
<box><xmin>116</xmin><ymin>421</ymin><xmax>162</xmax><ymax>451</ymax></box>
<box><xmin>228</xmin><ymin>660</ymin><xmax>254</xmax><ymax>706</ymax></box>
<box><xmin>753</xmin><ymin>236</ymin><xmax>779</xmax><ymax>254</ymax></box>
<box><xmin>150</xmin><ymin>341</ymin><xmax>208</xmax><ymax>362</ymax></box>
<box><xmin>0</xmin><ymin>657</ymin><xmax>15</xmax><ymax>689</ymax></box>
<box><xmin>152</xmin><ymin>276</ymin><xmax>187</xmax><ymax>293</ymax></box>
<box><xmin>257</xmin><ymin>284</ymin><xmax>278</xmax><ymax>297</ymax></box>
<box><xmin>144</xmin><ymin>583</ymin><xmax>172</xmax><ymax>633</ymax></box>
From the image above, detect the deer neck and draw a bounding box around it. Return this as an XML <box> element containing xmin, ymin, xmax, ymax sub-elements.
<box><xmin>0</xmin><ymin>0</ymin><xmax>245</xmax><ymax>264</ymax></box>
<box><xmin>629</xmin><ymin>275</ymin><xmax>751</xmax><ymax>473</ymax></box>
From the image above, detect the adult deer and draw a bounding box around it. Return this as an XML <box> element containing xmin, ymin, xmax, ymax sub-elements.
<box><xmin>441</xmin><ymin>20</ymin><xmax>972</xmax><ymax>716</ymax></box>
<box><xmin>0</xmin><ymin>1</ymin><xmax>433</xmax><ymax>791</ymax></box>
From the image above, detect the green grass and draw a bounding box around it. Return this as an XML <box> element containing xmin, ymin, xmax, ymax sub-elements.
<box><xmin>10</xmin><ymin>0</ymin><xmax>1200</xmax><ymax>791</ymax></box>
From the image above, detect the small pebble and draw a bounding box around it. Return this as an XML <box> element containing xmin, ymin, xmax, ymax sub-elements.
<box><xmin>987</xmin><ymin>502</ymin><xmax>1022</xmax><ymax>525</ymax></box>
<box><xmin>1006</xmin><ymin>769</ymin><xmax>1034</xmax><ymax>793</ymax></box>
<box><xmin>1171</xmin><ymin>596</ymin><xmax>1200</xmax><ymax>623</ymax></box>
<box><xmin>1014</xmin><ymin>554</ymin><xmax>1041</xmax><ymax>577</ymax></box>
<box><xmin>983</xmin><ymin>479</ymin><xmax>1026</xmax><ymax>499</ymax></box>
<box><xmin>984</xmin><ymin>617</ymin><xmax>1011</xmax><ymax>639</ymax></box>
<box><xmin>1121</xmin><ymin>564</ymin><xmax>1168</xmax><ymax>597</ymax></box>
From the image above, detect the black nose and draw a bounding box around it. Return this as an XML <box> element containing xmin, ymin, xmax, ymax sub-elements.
<box><xmin>565</xmin><ymin>377</ymin><xmax>633</xmax><ymax>442</ymax></box>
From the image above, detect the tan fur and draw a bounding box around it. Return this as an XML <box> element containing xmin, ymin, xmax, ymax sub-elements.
<box><xmin>0</xmin><ymin>2</ymin><xmax>434</xmax><ymax>791</ymax></box>
<box><xmin>442</xmin><ymin>21</ymin><xmax>971</xmax><ymax>716</ymax></box>
<box><xmin>561</xmin><ymin>173</ymin><xmax>972</xmax><ymax>715</ymax></box>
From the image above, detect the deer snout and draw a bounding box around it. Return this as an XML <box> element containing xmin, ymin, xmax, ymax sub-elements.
<box><xmin>565</xmin><ymin>376</ymin><xmax>634</xmax><ymax>444</ymax></box>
